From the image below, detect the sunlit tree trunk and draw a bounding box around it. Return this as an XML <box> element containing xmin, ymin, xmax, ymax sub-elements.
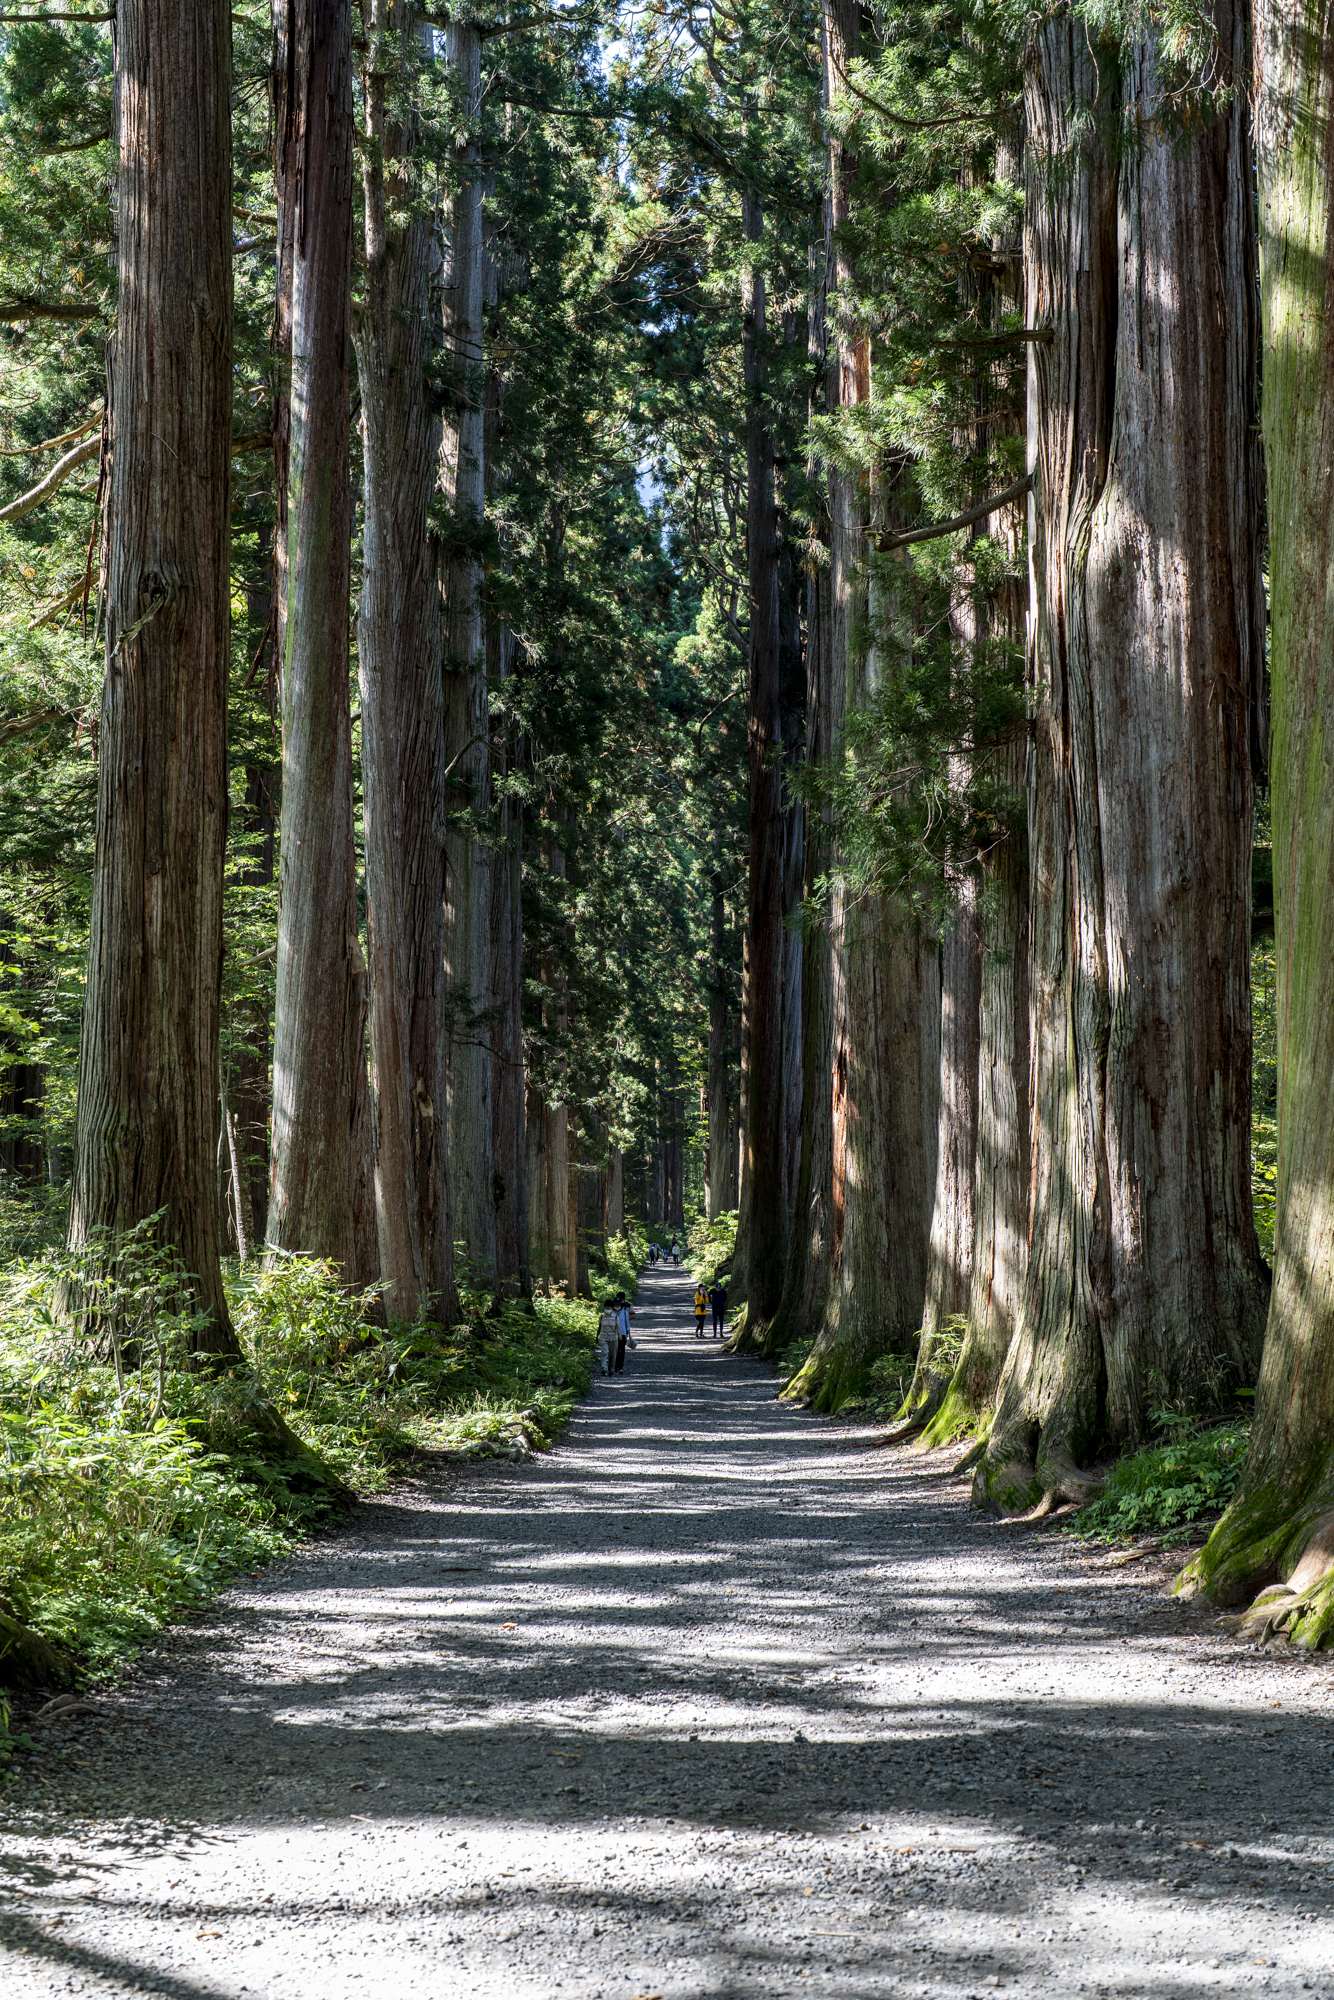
<box><xmin>1179</xmin><ymin>0</ymin><xmax>1334</xmax><ymax>1642</ymax></box>
<box><xmin>902</xmin><ymin>889</ymin><xmax>981</xmax><ymax>1427</ymax></box>
<box><xmin>789</xmin><ymin>0</ymin><xmax>941</xmax><ymax>1409</ymax></box>
<box><xmin>925</xmin><ymin>146</ymin><xmax>1031</xmax><ymax>1447</ymax></box>
<box><xmin>354</xmin><ymin>2</ymin><xmax>454</xmax><ymax>1324</ymax></box>
<box><xmin>978</xmin><ymin>9</ymin><xmax>1267</xmax><ymax>1511</ymax></box>
<box><xmin>266</xmin><ymin>0</ymin><xmax>376</xmax><ymax>1285</ymax></box>
<box><xmin>68</xmin><ymin>0</ymin><xmax>241</xmax><ymax>1355</ymax></box>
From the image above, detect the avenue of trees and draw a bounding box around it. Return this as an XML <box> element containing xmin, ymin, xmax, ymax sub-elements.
<box><xmin>3</xmin><ymin>0</ymin><xmax>1334</xmax><ymax>1649</ymax></box>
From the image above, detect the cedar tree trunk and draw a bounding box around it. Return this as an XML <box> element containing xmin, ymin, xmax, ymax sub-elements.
<box><xmin>1177</xmin><ymin>0</ymin><xmax>1334</xmax><ymax>1643</ymax></box>
<box><xmin>68</xmin><ymin>0</ymin><xmax>240</xmax><ymax>1356</ymax></box>
<box><xmin>737</xmin><ymin>185</ymin><xmax>786</xmax><ymax>1329</ymax></box>
<box><xmin>267</xmin><ymin>0</ymin><xmax>377</xmax><ymax>1285</ymax></box>
<box><xmin>441</xmin><ymin>17</ymin><xmax>497</xmax><ymax>1282</ymax></box>
<box><xmin>354</xmin><ymin>3</ymin><xmax>455</xmax><ymax>1323</ymax></box>
<box><xmin>977</xmin><ymin>11</ymin><xmax>1267</xmax><ymax>1511</ymax></box>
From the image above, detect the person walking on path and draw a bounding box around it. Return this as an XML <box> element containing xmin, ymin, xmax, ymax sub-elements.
<box><xmin>596</xmin><ymin>1303</ymin><xmax>618</xmax><ymax>1377</ymax></box>
<box><xmin>613</xmin><ymin>1293</ymin><xmax>636</xmax><ymax>1373</ymax></box>
<box><xmin>693</xmin><ymin>1284</ymin><xmax>708</xmax><ymax>1338</ymax></box>
<box><xmin>708</xmin><ymin>1277</ymin><xmax>727</xmax><ymax>1339</ymax></box>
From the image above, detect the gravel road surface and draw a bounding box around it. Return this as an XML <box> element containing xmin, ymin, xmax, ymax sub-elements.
<box><xmin>2</xmin><ymin>1259</ymin><xmax>1333</xmax><ymax>2000</ymax></box>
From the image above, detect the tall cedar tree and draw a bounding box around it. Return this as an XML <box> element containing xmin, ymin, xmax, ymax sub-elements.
<box><xmin>67</xmin><ymin>0</ymin><xmax>242</xmax><ymax>1355</ymax></box>
<box><xmin>976</xmin><ymin>5</ymin><xmax>1268</xmax><ymax>1509</ymax></box>
<box><xmin>1178</xmin><ymin>0</ymin><xmax>1334</xmax><ymax>1643</ymax></box>
<box><xmin>266</xmin><ymin>0</ymin><xmax>378</xmax><ymax>1284</ymax></box>
<box><xmin>354</xmin><ymin>3</ymin><xmax>456</xmax><ymax>1322</ymax></box>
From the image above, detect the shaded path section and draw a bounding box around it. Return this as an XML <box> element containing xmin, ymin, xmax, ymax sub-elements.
<box><xmin>3</xmin><ymin>1259</ymin><xmax>1334</xmax><ymax>1997</ymax></box>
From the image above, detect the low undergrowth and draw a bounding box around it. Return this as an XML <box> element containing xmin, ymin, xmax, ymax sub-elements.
<box><xmin>0</xmin><ymin>1231</ymin><xmax>606</xmax><ymax>1689</ymax></box>
<box><xmin>589</xmin><ymin>1226</ymin><xmax>648</xmax><ymax>1307</ymax></box>
<box><xmin>834</xmin><ymin>1349</ymin><xmax>919</xmax><ymax>1421</ymax></box>
<box><xmin>687</xmin><ymin>1209</ymin><xmax>737</xmax><ymax>1285</ymax></box>
<box><xmin>1066</xmin><ymin>1418</ymin><xmax>1250</xmax><ymax>1545</ymax></box>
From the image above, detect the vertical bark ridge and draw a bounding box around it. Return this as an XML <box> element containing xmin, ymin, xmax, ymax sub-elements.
<box><xmin>267</xmin><ymin>0</ymin><xmax>376</xmax><ymax>1288</ymax></box>
<box><xmin>979</xmin><ymin>11</ymin><xmax>1268</xmax><ymax>1511</ymax></box>
<box><xmin>69</xmin><ymin>0</ymin><xmax>239</xmax><ymax>1353</ymax></box>
<box><xmin>355</xmin><ymin>2</ymin><xmax>455</xmax><ymax>1324</ymax></box>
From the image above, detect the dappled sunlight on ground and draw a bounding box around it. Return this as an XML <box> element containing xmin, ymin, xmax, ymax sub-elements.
<box><xmin>2</xmin><ymin>1261</ymin><xmax>1333</xmax><ymax>1997</ymax></box>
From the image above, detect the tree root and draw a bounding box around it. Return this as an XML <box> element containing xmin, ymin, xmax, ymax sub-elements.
<box><xmin>1184</xmin><ymin>1506</ymin><xmax>1334</xmax><ymax>1648</ymax></box>
<box><xmin>972</xmin><ymin>1440</ymin><xmax>1102</xmax><ymax>1517</ymax></box>
<box><xmin>0</xmin><ymin>1606</ymin><xmax>74</xmax><ymax>1689</ymax></box>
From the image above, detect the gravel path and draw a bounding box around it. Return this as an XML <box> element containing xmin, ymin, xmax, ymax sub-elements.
<box><xmin>3</xmin><ymin>1260</ymin><xmax>1334</xmax><ymax>2000</ymax></box>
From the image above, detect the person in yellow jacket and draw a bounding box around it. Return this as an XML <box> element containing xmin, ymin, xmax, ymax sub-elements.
<box><xmin>693</xmin><ymin>1284</ymin><xmax>708</xmax><ymax>1338</ymax></box>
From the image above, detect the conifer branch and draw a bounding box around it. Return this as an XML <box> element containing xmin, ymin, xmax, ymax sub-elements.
<box><xmin>0</xmin><ymin>297</ymin><xmax>103</xmax><ymax>322</ymax></box>
<box><xmin>0</xmin><ymin>434</ymin><xmax>100</xmax><ymax>524</ymax></box>
<box><xmin>0</xmin><ymin>411</ymin><xmax>100</xmax><ymax>457</ymax></box>
<box><xmin>876</xmin><ymin>474</ymin><xmax>1032</xmax><ymax>551</ymax></box>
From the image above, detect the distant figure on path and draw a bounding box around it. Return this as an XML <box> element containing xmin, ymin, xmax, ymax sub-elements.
<box><xmin>613</xmin><ymin>1292</ymin><xmax>636</xmax><ymax>1373</ymax></box>
<box><xmin>668</xmin><ymin>1236</ymin><xmax>679</xmax><ymax>1264</ymax></box>
<box><xmin>708</xmin><ymin>1278</ymin><xmax>727</xmax><ymax>1338</ymax></box>
<box><xmin>693</xmin><ymin>1284</ymin><xmax>708</xmax><ymax>1338</ymax></box>
<box><xmin>596</xmin><ymin>1304</ymin><xmax>618</xmax><ymax>1377</ymax></box>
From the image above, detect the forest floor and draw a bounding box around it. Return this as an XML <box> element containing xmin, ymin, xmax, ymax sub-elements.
<box><xmin>2</xmin><ymin>1262</ymin><xmax>1333</xmax><ymax>2000</ymax></box>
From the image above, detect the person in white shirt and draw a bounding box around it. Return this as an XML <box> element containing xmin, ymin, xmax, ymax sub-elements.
<box><xmin>597</xmin><ymin>1304</ymin><xmax>618</xmax><ymax>1377</ymax></box>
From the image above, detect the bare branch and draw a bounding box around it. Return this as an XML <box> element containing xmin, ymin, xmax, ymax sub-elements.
<box><xmin>0</xmin><ymin>433</ymin><xmax>99</xmax><ymax>524</ymax></box>
<box><xmin>0</xmin><ymin>296</ymin><xmax>103</xmax><ymax>323</ymax></box>
<box><xmin>875</xmin><ymin>474</ymin><xmax>1033</xmax><ymax>552</ymax></box>
<box><xmin>0</xmin><ymin>707</ymin><xmax>68</xmax><ymax>747</ymax></box>
<box><xmin>37</xmin><ymin>129</ymin><xmax>110</xmax><ymax>153</ymax></box>
<box><xmin>0</xmin><ymin>411</ymin><xmax>100</xmax><ymax>458</ymax></box>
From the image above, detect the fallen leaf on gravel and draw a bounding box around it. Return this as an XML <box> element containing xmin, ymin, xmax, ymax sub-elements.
<box><xmin>550</xmin><ymin>1752</ymin><xmax>582</xmax><ymax>1762</ymax></box>
<box><xmin>502</xmin><ymin>1623</ymin><xmax>517</xmax><ymax>1631</ymax></box>
<box><xmin>196</xmin><ymin>1931</ymin><xmax>222</xmax><ymax>1940</ymax></box>
<box><xmin>631</xmin><ymin>1992</ymin><xmax>663</xmax><ymax>1999</ymax></box>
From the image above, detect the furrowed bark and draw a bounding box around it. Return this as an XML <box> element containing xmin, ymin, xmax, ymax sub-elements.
<box><xmin>354</xmin><ymin>1</ymin><xmax>455</xmax><ymax>1325</ymax></box>
<box><xmin>485</xmin><ymin>204</ymin><xmax>527</xmax><ymax>1292</ymax></box>
<box><xmin>924</xmin><ymin>152</ymin><xmax>1031</xmax><ymax>1451</ymax></box>
<box><xmin>266</xmin><ymin>0</ymin><xmax>377</xmax><ymax>1288</ymax></box>
<box><xmin>901</xmin><ymin>887</ymin><xmax>981</xmax><ymax>1430</ymax></box>
<box><xmin>977</xmin><ymin>10</ymin><xmax>1268</xmax><ymax>1512</ymax></box>
<box><xmin>441</xmin><ymin>17</ymin><xmax>497</xmax><ymax>1284</ymax></box>
<box><xmin>924</xmin><ymin>724</ymin><xmax>1029</xmax><ymax>1445</ymax></box>
<box><xmin>706</xmin><ymin>866</ymin><xmax>733</xmax><ymax>1220</ymax></box>
<box><xmin>1177</xmin><ymin>0</ymin><xmax>1334</xmax><ymax>1644</ymax></box>
<box><xmin>67</xmin><ymin>0</ymin><xmax>241</xmax><ymax>1357</ymax></box>
<box><xmin>490</xmin><ymin>666</ymin><xmax>528</xmax><ymax>1290</ymax></box>
<box><xmin>787</xmin><ymin>0</ymin><xmax>941</xmax><ymax>1408</ymax></box>
<box><xmin>737</xmin><ymin>183</ymin><xmax>787</xmax><ymax>1333</ymax></box>
<box><xmin>606</xmin><ymin>1147</ymin><xmax>624</xmax><ymax>1240</ymax></box>
<box><xmin>758</xmin><ymin>208</ymin><xmax>837</xmax><ymax>1364</ymax></box>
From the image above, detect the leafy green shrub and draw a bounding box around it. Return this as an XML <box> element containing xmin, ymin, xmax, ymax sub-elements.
<box><xmin>834</xmin><ymin>1349</ymin><xmax>919</xmax><ymax>1418</ymax></box>
<box><xmin>687</xmin><ymin>1209</ymin><xmax>737</xmax><ymax>1283</ymax></box>
<box><xmin>0</xmin><ymin>1237</ymin><xmax>601</xmax><ymax>1681</ymax></box>
<box><xmin>589</xmin><ymin>1226</ymin><xmax>648</xmax><ymax>1305</ymax></box>
<box><xmin>1067</xmin><ymin>1421</ymin><xmax>1250</xmax><ymax>1544</ymax></box>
